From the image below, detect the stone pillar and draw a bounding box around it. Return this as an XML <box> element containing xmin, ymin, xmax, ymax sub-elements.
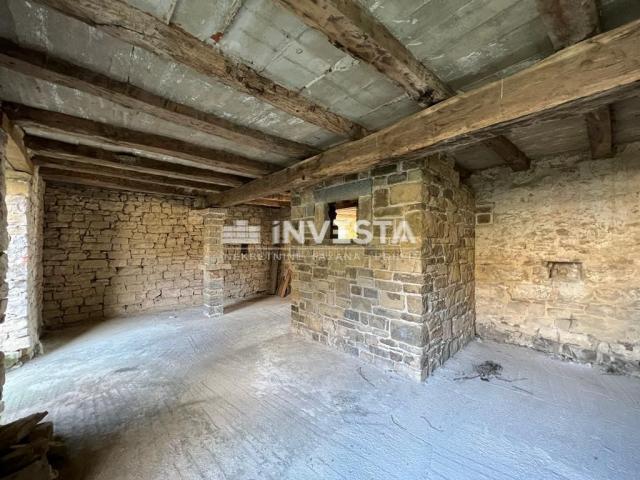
<box><xmin>202</xmin><ymin>208</ymin><xmax>229</xmax><ymax>318</ymax></box>
<box><xmin>0</xmin><ymin>131</ymin><xmax>10</xmax><ymax>416</ymax></box>
<box><xmin>0</xmin><ymin>170</ymin><xmax>43</xmax><ymax>367</ymax></box>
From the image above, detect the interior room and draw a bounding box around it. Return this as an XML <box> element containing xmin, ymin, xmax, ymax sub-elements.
<box><xmin>0</xmin><ymin>0</ymin><xmax>639</xmax><ymax>479</ymax></box>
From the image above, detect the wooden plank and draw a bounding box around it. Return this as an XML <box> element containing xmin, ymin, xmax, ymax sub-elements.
<box><xmin>3</xmin><ymin>103</ymin><xmax>276</xmax><ymax>178</ymax></box>
<box><xmin>536</xmin><ymin>0</ymin><xmax>600</xmax><ymax>50</ymax></box>
<box><xmin>0</xmin><ymin>113</ymin><xmax>34</xmax><ymax>174</ymax></box>
<box><xmin>273</xmin><ymin>0</ymin><xmax>453</xmax><ymax>105</ymax></box>
<box><xmin>585</xmin><ymin>105</ymin><xmax>614</xmax><ymax>159</ymax></box>
<box><xmin>0</xmin><ymin>413</ymin><xmax>48</xmax><ymax>451</ymax></box>
<box><xmin>0</xmin><ymin>43</ymin><xmax>316</xmax><ymax>160</ymax></box>
<box><xmin>40</xmin><ymin>167</ymin><xmax>206</xmax><ymax>198</ymax></box>
<box><xmin>216</xmin><ymin>19</ymin><xmax>640</xmax><ymax>206</ymax></box>
<box><xmin>33</xmin><ymin>0</ymin><xmax>367</xmax><ymax>139</ymax></box>
<box><xmin>248</xmin><ymin>198</ymin><xmax>289</xmax><ymax>208</ymax></box>
<box><xmin>25</xmin><ymin>137</ymin><xmax>247</xmax><ymax>187</ymax></box>
<box><xmin>33</xmin><ymin>156</ymin><xmax>224</xmax><ymax>193</ymax></box>
<box><xmin>275</xmin><ymin>0</ymin><xmax>529</xmax><ymax>170</ymax></box>
<box><xmin>536</xmin><ymin>0</ymin><xmax>613</xmax><ymax>159</ymax></box>
<box><xmin>278</xmin><ymin>268</ymin><xmax>291</xmax><ymax>297</ymax></box>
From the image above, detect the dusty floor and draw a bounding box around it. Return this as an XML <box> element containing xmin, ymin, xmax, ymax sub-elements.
<box><xmin>4</xmin><ymin>296</ymin><xmax>640</xmax><ymax>480</ymax></box>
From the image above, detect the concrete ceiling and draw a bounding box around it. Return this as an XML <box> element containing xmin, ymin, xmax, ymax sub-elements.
<box><xmin>1</xmin><ymin>0</ymin><xmax>640</xmax><ymax>171</ymax></box>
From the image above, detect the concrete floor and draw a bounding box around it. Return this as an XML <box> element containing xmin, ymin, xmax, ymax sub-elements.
<box><xmin>4</xmin><ymin>296</ymin><xmax>640</xmax><ymax>480</ymax></box>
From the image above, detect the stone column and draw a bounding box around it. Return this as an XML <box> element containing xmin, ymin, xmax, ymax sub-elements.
<box><xmin>1</xmin><ymin>171</ymin><xmax>43</xmax><ymax>366</ymax></box>
<box><xmin>0</xmin><ymin>131</ymin><xmax>10</xmax><ymax>416</ymax></box>
<box><xmin>202</xmin><ymin>208</ymin><xmax>229</xmax><ymax>318</ymax></box>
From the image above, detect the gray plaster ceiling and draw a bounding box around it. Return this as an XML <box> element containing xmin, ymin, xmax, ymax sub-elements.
<box><xmin>1</xmin><ymin>0</ymin><xmax>640</xmax><ymax>170</ymax></box>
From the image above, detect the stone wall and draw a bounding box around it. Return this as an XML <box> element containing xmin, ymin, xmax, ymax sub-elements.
<box><xmin>42</xmin><ymin>183</ymin><xmax>283</xmax><ymax>327</ymax></box>
<box><xmin>42</xmin><ymin>184</ymin><xmax>205</xmax><ymax>328</ymax></box>
<box><xmin>0</xmin><ymin>135</ymin><xmax>9</xmax><ymax>415</ymax></box>
<box><xmin>421</xmin><ymin>159</ymin><xmax>476</xmax><ymax>375</ymax></box>
<box><xmin>224</xmin><ymin>205</ymin><xmax>283</xmax><ymax>303</ymax></box>
<box><xmin>30</xmin><ymin>171</ymin><xmax>44</xmax><ymax>337</ymax></box>
<box><xmin>0</xmin><ymin>169</ymin><xmax>44</xmax><ymax>365</ymax></box>
<box><xmin>469</xmin><ymin>143</ymin><xmax>640</xmax><ymax>373</ymax></box>
<box><xmin>290</xmin><ymin>156</ymin><xmax>475</xmax><ymax>381</ymax></box>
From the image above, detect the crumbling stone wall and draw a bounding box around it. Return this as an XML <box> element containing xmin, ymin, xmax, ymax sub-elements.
<box><xmin>291</xmin><ymin>156</ymin><xmax>475</xmax><ymax>380</ymax></box>
<box><xmin>0</xmin><ymin>170</ymin><xmax>44</xmax><ymax>364</ymax></box>
<box><xmin>42</xmin><ymin>184</ymin><xmax>205</xmax><ymax>328</ymax></box>
<box><xmin>469</xmin><ymin>143</ymin><xmax>640</xmax><ymax>373</ymax></box>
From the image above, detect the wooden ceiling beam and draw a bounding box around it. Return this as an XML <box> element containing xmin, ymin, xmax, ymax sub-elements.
<box><xmin>536</xmin><ymin>0</ymin><xmax>613</xmax><ymax>159</ymax></box>
<box><xmin>33</xmin><ymin>0</ymin><xmax>367</xmax><ymax>140</ymax></box>
<box><xmin>40</xmin><ymin>165</ymin><xmax>287</xmax><ymax>207</ymax></box>
<box><xmin>34</xmin><ymin>157</ymin><xmax>222</xmax><ymax>193</ymax></box>
<box><xmin>249</xmin><ymin>198</ymin><xmax>290</xmax><ymax>208</ymax></box>
<box><xmin>3</xmin><ymin>103</ymin><xmax>277</xmax><ymax>178</ymax></box>
<box><xmin>40</xmin><ymin>167</ymin><xmax>207</xmax><ymax>198</ymax></box>
<box><xmin>274</xmin><ymin>0</ymin><xmax>530</xmax><ymax>171</ymax></box>
<box><xmin>481</xmin><ymin>137</ymin><xmax>531</xmax><ymax>172</ymax></box>
<box><xmin>0</xmin><ymin>111</ymin><xmax>33</xmax><ymax>174</ymax></box>
<box><xmin>25</xmin><ymin>137</ymin><xmax>246</xmax><ymax>188</ymax></box>
<box><xmin>273</xmin><ymin>0</ymin><xmax>453</xmax><ymax>106</ymax></box>
<box><xmin>0</xmin><ymin>42</ymin><xmax>316</xmax><ymax>161</ymax></box>
<box><xmin>215</xmin><ymin>19</ymin><xmax>640</xmax><ymax>206</ymax></box>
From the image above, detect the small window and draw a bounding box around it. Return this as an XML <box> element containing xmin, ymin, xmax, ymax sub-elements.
<box><xmin>328</xmin><ymin>200</ymin><xmax>358</xmax><ymax>241</ymax></box>
<box><xmin>240</xmin><ymin>243</ymin><xmax>249</xmax><ymax>254</ymax></box>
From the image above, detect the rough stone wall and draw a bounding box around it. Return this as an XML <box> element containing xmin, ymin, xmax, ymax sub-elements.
<box><xmin>421</xmin><ymin>158</ymin><xmax>476</xmax><ymax>375</ymax></box>
<box><xmin>30</xmin><ymin>172</ymin><xmax>44</xmax><ymax>336</ymax></box>
<box><xmin>0</xmin><ymin>170</ymin><xmax>44</xmax><ymax>364</ymax></box>
<box><xmin>469</xmin><ymin>143</ymin><xmax>640</xmax><ymax>373</ymax></box>
<box><xmin>0</xmin><ymin>136</ymin><xmax>9</xmax><ymax>415</ymax></box>
<box><xmin>42</xmin><ymin>184</ymin><xmax>205</xmax><ymax>328</ymax></box>
<box><xmin>42</xmin><ymin>184</ymin><xmax>283</xmax><ymax>326</ymax></box>
<box><xmin>291</xmin><ymin>156</ymin><xmax>475</xmax><ymax>380</ymax></box>
<box><xmin>223</xmin><ymin>205</ymin><xmax>282</xmax><ymax>304</ymax></box>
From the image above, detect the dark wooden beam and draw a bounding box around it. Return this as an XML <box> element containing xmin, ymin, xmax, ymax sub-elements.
<box><xmin>248</xmin><ymin>198</ymin><xmax>290</xmax><ymax>208</ymax></box>
<box><xmin>536</xmin><ymin>0</ymin><xmax>614</xmax><ymax>159</ymax></box>
<box><xmin>482</xmin><ymin>137</ymin><xmax>530</xmax><ymax>171</ymax></box>
<box><xmin>3</xmin><ymin>103</ymin><xmax>276</xmax><ymax>178</ymax></box>
<box><xmin>25</xmin><ymin>137</ymin><xmax>246</xmax><ymax>187</ymax></box>
<box><xmin>33</xmin><ymin>0</ymin><xmax>367</xmax><ymax>139</ymax></box>
<box><xmin>216</xmin><ymin>19</ymin><xmax>640</xmax><ymax>206</ymax></box>
<box><xmin>34</xmin><ymin>157</ymin><xmax>222</xmax><ymax>192</ymax></box>
<box><xmin>41</xmin><ymin>165</ymin><xmax>287</xmax><ymax>207</ymax></box>
<box><xmin>273</xmin><ymin>0</ymin><xmax>453</xmax><ymax>105</ymax></box>
<box><xmin>274</xmin><ymin>0</ymin><xmax>530</xmax><ymax>171</ymax></box>
<box><xmin>40</xmin><ymin>167</ymin><xmax>207</xmax><ymax>198</ymax></box>
<box><xmin>0</xmin><ymin>42</ymin><xmax>316</xmax><ymax>160</ymax></box>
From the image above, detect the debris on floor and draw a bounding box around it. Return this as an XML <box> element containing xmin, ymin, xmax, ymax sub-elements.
<box><xmin>0</xmin><ymin>411</ymin><xmax>65</xmax><ymax>479</ymax></box>
<box><xmin>475</xmin><ymin>360</ymin><xmax>503</xmax><ymax>380</ymax></box>
<box><xmin>455</xmin><ymin>360</ymin><xmax>504</xmax><ymax>381</ymax></box>
<box><xmin>603</xmin><ymin>360</ymin><xmax>629</xmax><ymax>376</ymax></box>
<box><xmin>454</xmin><ymin>360</ymin><xmax>535</xmax><ymax>395</ymax></box>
